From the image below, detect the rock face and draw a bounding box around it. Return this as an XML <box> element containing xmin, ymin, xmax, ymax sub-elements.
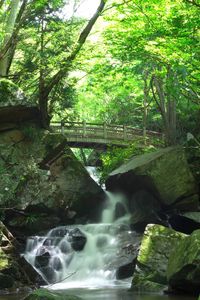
<box><xmin>167</xmin><ymin>229</ymin><xmax>200</xmax><ymax>295</ymax></box>
<box><xmin>106</xmin><ymin>147</ymin><xmax>199</xmax><ymax>229</ymax></box>
<box><xmin>49</xmin><ymin>148</ymin><xmax>104</xmax><ymax>222</ymax></box>
<box><xmin>0</xmin><ymin>125</ymin><xmax>105</xmax><ymax>237</ymax></box>
<box><xmin>131</xmin><ymin>224</ymin><xmax>185</xmax><ymax>292</ymax></box>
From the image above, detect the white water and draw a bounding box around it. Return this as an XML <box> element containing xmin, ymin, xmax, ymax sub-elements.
<box><xmin>24</xmin><ymin>187</ymin><xmax>138</xmax><ymax>290</ymax></box>
<box><xmin>86</xmin><ymin>166</ymin><xmax>101</xmax><ymax>185</ymax></box>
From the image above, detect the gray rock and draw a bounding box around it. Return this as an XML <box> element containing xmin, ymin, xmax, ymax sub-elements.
<box><xmin>167</xmin><ymin>229</ymin><xmax>200</xmax><ymax>295</ymax></box>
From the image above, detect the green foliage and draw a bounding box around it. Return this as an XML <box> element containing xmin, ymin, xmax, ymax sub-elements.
<box><xmin>21</xmin><ymin>125</ymin><xmax>44</xmax><ymax>141</ymax></box>
<box><xmin>100</xmin><ymin>141</ymin><xmax>157</xmax><ymax>181</ymax></box>
<box><xmin>74</xmin><ymin>0</ymin><xmax>200</xmax><ymax>143</ymax></box>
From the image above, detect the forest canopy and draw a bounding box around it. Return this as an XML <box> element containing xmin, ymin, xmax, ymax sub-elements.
<box><xmin>0</xmin><ymin>0</ymin><xmax>199</xmax><ymax>145</ymax></box>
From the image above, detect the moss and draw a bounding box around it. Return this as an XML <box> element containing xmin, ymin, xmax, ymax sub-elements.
<box><xmin>167</xmin><ymin>229</ymin><xmax>200</xmax><ymax>280</ymax></box>
<box><xmin>25</xmin><ymin>288</ymin><xmax>82</xmax><ymax>300</ymax></box>
<box><xmin>0</xmin><ymin>248</ymin><xmax>9</xmax><ymax>270</ymax></box>
<box><xmin>131</xmin><ymin>273</ymin><xmax>166</xmax><ymax>293</ymax></box>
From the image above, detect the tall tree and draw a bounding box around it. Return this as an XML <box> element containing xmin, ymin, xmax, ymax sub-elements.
<box><xmin>0</xmin><ymin>0</ymin><xmax>28</xmax><ymax>77</ymax></box>
<box><xmin>38</xmin><ymin>0</ymin><xmax>106</xmax><ymax>128</ymax></box>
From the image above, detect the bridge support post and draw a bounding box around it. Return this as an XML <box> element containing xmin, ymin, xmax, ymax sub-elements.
<box><xmin>83</xmin><ymin>120</ymin><xmax>86</xmax><ymax>137</ymax></box>
<box><xmin>123</xmin><ymin>125</ymin><xmax>127</xmax><ymax>141</ymax></box>
<box><xmin>143</xmin><ymin>128</ymin><xmax>147</xmax><ymax>145</ymax></box>
<box><xmin>61</xmin><ymin>120</ymin><xmax>65</xmax><ymax>135</ymax></box>
<box><xmin>104</xmin><ymin>123</ymin><xmax>107</xmax><ymax>139</ymax></box>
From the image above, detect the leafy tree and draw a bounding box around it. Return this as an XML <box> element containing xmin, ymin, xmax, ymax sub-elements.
<box><xmin>0</xmin><ymin>0</ymin><xmax>107</xmax><ymax>128</ymax></box>
<box><xmin>74</xmin><ymin>0</ymin><xmax>200</xmax><ymax>145</ymax></box>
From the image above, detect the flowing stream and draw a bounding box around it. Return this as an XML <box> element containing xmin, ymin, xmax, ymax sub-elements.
<box><xmin>24</xmin><ymin>192</ymin><xmax>138</xmax><ymax>290</ymax></box>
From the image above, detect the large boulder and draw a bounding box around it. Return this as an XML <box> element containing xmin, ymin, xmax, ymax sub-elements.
<box><xmin>49</xmin><ymin>148</ymin><xmax>105</xmax><ymax>222</ymax></box>
<box><xmin>0</xmin><ymin>126</ymin><xmax>105</xmax><ymax>237</ymax></box>
<box><xmin>167</xmin><ymin>229</ymin><xmax>200</xmax><ymax>295</ymax></box>
<box><xmin>131</xmin><ymin>224</ymin><xmax>185</xmax><ymax>292</ymax></box>
<box><xmin>106</xmin><ymin>147</ymin><xmax>199</xmax><ymax>228</ymax></box>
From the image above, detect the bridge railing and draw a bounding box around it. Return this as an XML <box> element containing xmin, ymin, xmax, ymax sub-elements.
<box><xmin>51</xmin><ymin>121</ymin><xmax>162</xmax><ymax>142</ymax></box>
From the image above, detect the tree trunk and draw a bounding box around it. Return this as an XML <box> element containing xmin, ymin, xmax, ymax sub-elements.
<box><xmin>143</xmin><ymin>71</ymin><xmax>150</xmax><ymax>144</ymax></box>
<box><xmin>38</xmin><ymin>16</ymin><xmax>50</xmax><ymax>128</ymax></box>
<box><xmin>0</xmin><ymin>0</ymin><xmax>21</xmax><ymax>77</ymax></box>
<box><xmin>0</xmin><ymin>0</ymin><xmax>4</xmax><ymax>9</ymax></box>
<box><xmin>166</xmin><ymin>67</ymin><xmax>177</xmax><ymax>145</ymax></box>
<box><xmin>153</xmin><ymin>70</ymin><xmax>177</xmax><ymax>146</ymax></box>
<box><xmin>39</xmin><ymin>0</ymin><xmax>106</xmax><ymax>128</ymax></box>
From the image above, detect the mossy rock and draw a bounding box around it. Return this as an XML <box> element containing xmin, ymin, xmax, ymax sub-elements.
<box><xmin>107</xmin><ymin>147</ymin><xmax>198</xmax><ymax>209</ymax></box>
<box><xmin>25</xmin><ymin>288</ymin><xmax>82</xmax><ymax>300</ymax></box>
<box><xmin>131</xmin><ymin>224</ymin><xmax>185</xmax><ymax>292</ymax></box>
<box><xmin>167</xmin><ymin>229</ymin><xmax>200</xmax><ymax>295</ymax></box>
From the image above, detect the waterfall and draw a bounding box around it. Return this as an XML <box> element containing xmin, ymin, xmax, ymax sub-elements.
<box><xmin>24</xmin><ymin>192</ymin><xmax>139</xmax><ymax>290</ymax></box>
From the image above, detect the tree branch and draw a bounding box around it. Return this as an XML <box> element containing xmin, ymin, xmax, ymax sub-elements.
<box><xmin>0</xmin><ymin>0</ymin><xmax>4</xmax><ymax>9</ymax></box>
<box><xmin>45</xmin><ymin>0</ymin><xmax>106</xmax><ymax>98</ymax></box>
<box><xmin>102</xmin><ymin>0</ymin><xmax>132</xmax><ymax>14</ymax></box>
<box><xmin>184</xmin><ymin>0</ymin><xmax>200</xmax><ymax>7</ymax></box>
<box><xmin>0</xmin><ymin>0</ymin><xmax>28</xmax><ymax>61</ymax></box>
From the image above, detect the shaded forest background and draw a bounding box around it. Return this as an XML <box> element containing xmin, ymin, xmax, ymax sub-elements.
<box><xmin>0</xmin><ymin>0</ymin><xmax>199</xmax><ymax>172</ymax></box>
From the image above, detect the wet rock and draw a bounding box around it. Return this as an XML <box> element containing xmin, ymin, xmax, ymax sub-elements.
<box><xmin>35</xmin><ymin>249</ymin><xmax>50</xmax><ymax>268</ymax></box>
<box><xmin>24</xmin><ymin>288</ymin><xmax>82</xmax><ymax>300</ymax></box>
<box><xmin>52</xmin><ymin>257</ymin><xmax>62</xmax><ymax>271</ymax></box>
<box><xmin>69</xmin><ymin>228</ymin><xmax>87</xmax><ymax>251</ymax></box>
<box><xmin>40</xmin><ymin>266</ymin><xmax>56</xmax><ymax>283</ymax></box>
<box><xmin>65</xmin><ymin>253</ymin><xmax>74</xmax><ymax>267</ymax></box>
<box><xmin>167</xmin><ymin>229</ymin><xmax>200</xmax><ymax>295</ymax></box>
<box><xmin>50</xmin><ymin>228</ymin><xmax>68</xmax><ymax>238</ymax></box>
<box><xmin>116</xmin><ymin>258</ymin><xmax>136</xmax><ymax>280</ymax></box>
<box><xmin>114</xmin><ymin>202</ymin><xmax>126</xmax><ymax>220</ymax></box>
<box><xmin>60</xmin><ymin>241</ymin><xmax>71</xmax><ymax>253</ymax></box>
<box><xmin>131</xmin><ymin>224</ymin><xmax>185</xmax><ymax>293</ymax></box>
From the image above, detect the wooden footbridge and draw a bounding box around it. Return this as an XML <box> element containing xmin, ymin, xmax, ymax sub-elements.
<box><xmin>51</xmin><ymin>121</ymin><xmax>163</xmax><ymax>149</ymax></box>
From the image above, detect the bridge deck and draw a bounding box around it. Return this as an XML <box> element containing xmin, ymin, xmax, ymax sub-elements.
<box><xmin>51</xmin><ymin>121</ymin><xmax>162</xmax><ymax>148</ymax></box>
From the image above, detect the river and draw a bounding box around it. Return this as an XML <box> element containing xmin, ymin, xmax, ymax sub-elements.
<box><xmin>0</xmin><ymin>290</ymin><xmax>197</xmax><ymax>300</ymax></box>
